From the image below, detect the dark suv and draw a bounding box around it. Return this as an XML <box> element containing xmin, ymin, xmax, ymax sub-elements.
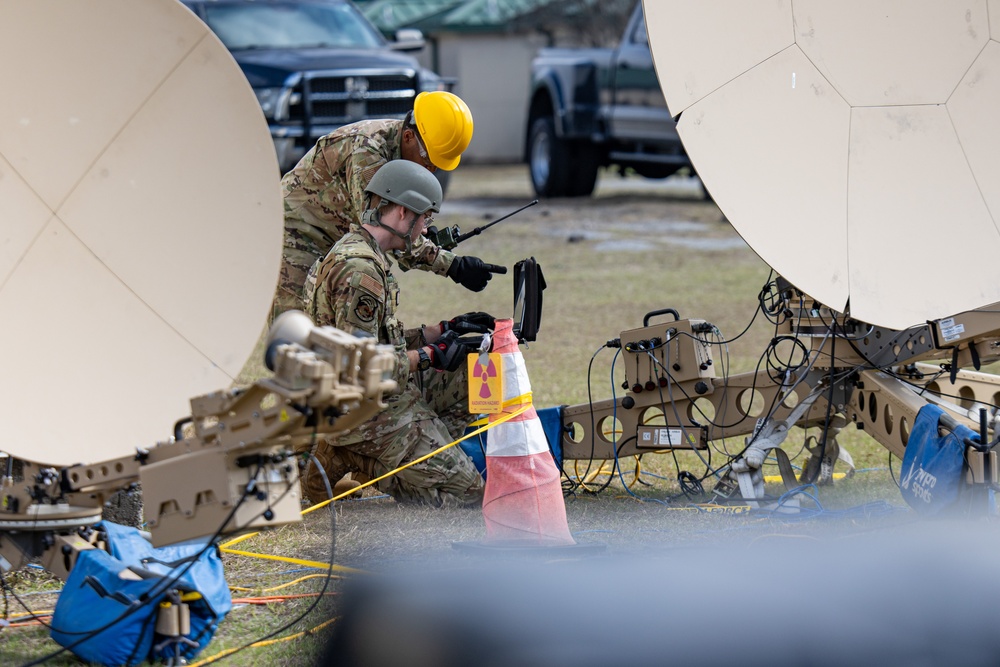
<box><xmin>182</xmin><ymin>0</ymin><xmax>448</xmax><ymax>172</ymax></box>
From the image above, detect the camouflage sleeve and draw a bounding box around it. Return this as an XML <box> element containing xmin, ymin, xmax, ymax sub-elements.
<box><xmin>344</xmin><ymin>147</ymin><xmax>388</xmax><ymax>225</ymax></box>
<box><xmin>395</xmin><ymin>236</ymin><xmax>456</xmax><ymax>275</ymax></box>
<box><xmin>403</xmin><ymin>326</ymin><xmax>425</xmax><ymax>350</ymax></box>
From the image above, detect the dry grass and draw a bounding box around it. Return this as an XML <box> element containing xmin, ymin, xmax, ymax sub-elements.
<box><xmin>4</xmin><ymin>165</ymin><xmax>915</xmax><ymax>666</ymax></box>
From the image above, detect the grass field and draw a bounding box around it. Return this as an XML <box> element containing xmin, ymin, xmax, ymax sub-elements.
<box><xmin>2</xmin><ymin>165</ymin><xmax>919</xmax><ymax>666</ymax></box>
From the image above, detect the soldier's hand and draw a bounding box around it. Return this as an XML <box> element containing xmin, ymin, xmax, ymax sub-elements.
<box><xmin>441</xmin><ymin>311</ymin><xmax>495</xmax><ymax>336</ymax></box>
<box><xmin>447</xmin><ymin>256</ymin><xmax>507</xmax><ymax>292</ymax></box>
<box><xmin>427</xmin><ymin>330</ymin><xmax>473</xmax><ymax>372</ymax></box>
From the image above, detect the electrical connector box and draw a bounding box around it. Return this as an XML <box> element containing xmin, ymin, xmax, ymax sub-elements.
<box><xmin>620</xmin><ymin>318</ymin><xmax>715</xmax><ymax>393</ymax></box>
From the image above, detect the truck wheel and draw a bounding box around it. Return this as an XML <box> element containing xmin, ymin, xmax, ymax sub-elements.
<box><xmin>529</xmin><ymin>116</ymin><xmax>571</xmax><ymax>197</ymax></box>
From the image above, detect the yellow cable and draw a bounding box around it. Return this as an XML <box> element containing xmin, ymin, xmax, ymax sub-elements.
<box><xmin>763</xmin><ymin>472</ymin><xmax>846</xmax><ymax>484</ymax></box>
<box><xmin>581</xmin><ymin>465</ymin><xmax>610</xmax><ymax>485</ymax></box>
<box><xmin>466</xmin><ymin>391</ymin><xmax>533</xmax><ymax>427</ymax></box>
<box><xmin>219</xmin><ymin>401</ymin><xmax>531</xmax><ymax>565</ymax></box>
<box><xmin>186</xmin><ymin>617</ymin><xmax>339</xmax><ymax>667</ymax></box>
<box><xmin>230</xmin><ymin>573</ymin><xmax>332</xmax><ymax>594</ymax></box>
<box><xmin>574</xmin><ymin>460</ymin><xmax>615</xmax><ymax>491</ymax></box>
<box><xmin>7</xmin><ymin>610</ymin><xmax>54</xmax><ymax>619</ymax></box>
<box><xmin>220</xmin><ymin>548</ymin><xmax>365</xmax><ymax>574</ymax></box>
<box><xmin>627</xmin><ymin>456</ymin><xmax>641</xmax><ymax>488</ymax></box>
<box><xmin>301</xmin><ymin>400</ymin><xmax>530</xmax><ymax>516</ymax></box>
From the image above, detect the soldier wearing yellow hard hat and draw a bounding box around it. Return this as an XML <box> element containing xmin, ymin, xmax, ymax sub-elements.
<box><xmin>278</xmin><ymin>91</ymin><xmax>499</xmax><ymax>500</ymax></box>
<box><xmin>276</xmin><ymin>90</ymin><xmax>498</xmax><ymax>322</ymax></box>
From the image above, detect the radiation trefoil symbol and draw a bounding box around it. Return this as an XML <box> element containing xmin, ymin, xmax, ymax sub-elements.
<box><xmin>468</xmin><ymin>353</ymin><xmax>503</xmax><ymax>414</ymax></box>
<box><xmin>478</xmin><ymin>358</ymin><xmax>497</xmax><ymax>398</ymax></box>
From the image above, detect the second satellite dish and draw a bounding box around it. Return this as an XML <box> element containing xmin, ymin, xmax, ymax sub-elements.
<box><xmin>643</xmin><ymin>0</ymin><xmax>1000</xmax><ymax>330</ymax></box>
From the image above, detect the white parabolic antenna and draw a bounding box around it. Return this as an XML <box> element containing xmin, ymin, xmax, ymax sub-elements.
<box><xmin>0</xmin><ymin>1</ymin><xmax>282</xmax><ymax>465</ymax></box>
<box><xmin>644</xmin><ymin>0</ymin><xmax>1000</xmax><ymax>331</ymax></box>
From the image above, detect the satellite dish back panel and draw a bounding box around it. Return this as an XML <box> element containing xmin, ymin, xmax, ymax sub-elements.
<box><xmin>0</xmin><ymin>1</ymin><xmax>282</xmax><ymax>465</ymax></box>
<box><xmin>643</xmin><ymin>0</ymin><xmax>1000</xmax><ymax>330</ymax></box>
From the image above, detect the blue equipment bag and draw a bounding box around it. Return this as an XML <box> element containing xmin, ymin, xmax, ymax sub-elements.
<box><xmin>50</xmin><ymin>521</ymin><xmax>231</xmax><ymax>666</ymax></box>
<box><xmin>900</xmin><ymin>404</ymin><xmax>971</xmax><ymax>515</ymax></box>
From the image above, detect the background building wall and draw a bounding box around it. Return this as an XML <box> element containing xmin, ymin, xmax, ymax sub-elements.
<box><xmin>430</xmin><ymin>33</ymin><xmax>548</xmax><ymax>163</ymax></box>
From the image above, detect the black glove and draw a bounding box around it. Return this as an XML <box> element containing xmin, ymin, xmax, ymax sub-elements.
<box><xmin>447</xmin><ymin>256</ymin><xmax>507</xmax><ymax>292</ymax></box>
<box><xmin>441</xmin><ymin>311</ymin><xmax>495</xmax><ymax>336</ymax></box>
<box><xmin>428</xmin><ymin>330</ymin><xmax>472</xmax><ymax>372</ymax></box>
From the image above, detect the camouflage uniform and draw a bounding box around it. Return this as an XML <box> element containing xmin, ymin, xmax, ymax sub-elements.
<box><xmin>302</xmin><ymin>228</ymin><xmax>484</xmax><ymax>507</ymax></box>
<box><xmin>274</xmin><ymin>119</ymin><xmax>455</xmax><ymax>319</ymax></box>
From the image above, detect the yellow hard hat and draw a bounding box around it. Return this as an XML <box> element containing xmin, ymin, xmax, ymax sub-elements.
<box><xmin>412</xmin><ymin>91</ymin><xmax>474</xmax><ymax>171</ymax></box>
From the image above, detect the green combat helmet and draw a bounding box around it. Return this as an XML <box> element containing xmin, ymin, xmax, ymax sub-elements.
<box><xmin>363</xmin><ymin>159</ymin><xmax>443</xmax><ymax>254</ymax></box>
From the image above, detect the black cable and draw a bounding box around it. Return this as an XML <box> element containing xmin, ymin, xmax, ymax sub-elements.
<box><xmin>697</xmin><ymin>270</ymin><xmax>776</xmax><ymax>345</ymax></box>
<box><xmin>677</xmin><ymin>471</ymin><xmax>704</xmax><ymax>499</ymax></box>
<box><xmin>764</xmin><ymin>335</ymin><xmax>809</xmax><ymax>386</ymax></box>
<box><xmin>1</xmin><ymin>569</ymin><xmax>54</xmax><ymax>631</ymax></box>
<box><xmin>202</xmin><ymin>454</ymin><xmax>340</xmax><ymax>666</ymax></box>
<box><xmin>651</xmin><ymin>353</ymin><xmax>715</xmax><ymax>483</ymax></box>
<box><xmin>566</xmin><ymin>344</ymin><xmax>616</xmax><ymax>496</ymax></box>
<box><xmin>573</xmin><ymin>271</ymin><xmax>778</xmax><ymax>493</ymax></box>
<box><xmin>692</xmin><ymin>321</ymin><xmax>842</xmax><ymax>488</ymax></box>
<box><xmin>885</xmin><ymin>365</ymin><xmax>1000</xmax><ymax>413</ymax></box>
<box><xmin>829</xmin><ymin>312</ymin><xmax>1000</xmax><ymax>416</ymax></box>
<box><xmin>584</xmin><ymin>463</ymin><xmax>616</xmax><ymax>496</ymax></box>
<box><xmin>21</xmin><ymin>462</ymin><xmax>276</xmax><ymax>667</ymax></box>
<box><xmin>605</xmin><ymin>436</ymin><xmax>638</xmax><ymax>496</ymax></box>
<box><xmin>125</xmin><ymin>607</ymin><xmax>159</xmax><ymax>666</ymax></box>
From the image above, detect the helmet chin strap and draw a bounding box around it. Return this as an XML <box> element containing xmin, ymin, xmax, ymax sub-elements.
<box><xmin>362</xmin><ymin>207</ymin><xmax>420</xmax><ymax>254</ymax></box>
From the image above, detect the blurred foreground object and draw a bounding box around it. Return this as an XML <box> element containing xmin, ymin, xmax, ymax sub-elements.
<box><xmin>326</xmin><ymin>524</ymin><xmax>1000</xmax><ymax>666</ymax></box>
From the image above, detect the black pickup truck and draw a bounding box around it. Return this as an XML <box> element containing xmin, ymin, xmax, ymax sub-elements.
<box><xmin>182</xmin><ymin>0</ymin><xmax>449</xmax><ymax>173</ymax></box>
<box><xmin>525</xmin><ymin>2</ymin><xmax>692</xmax><ymax>197</ymax></box>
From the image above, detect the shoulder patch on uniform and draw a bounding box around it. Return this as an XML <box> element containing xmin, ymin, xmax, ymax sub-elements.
<box><xmin>354</xmin><ymin>294</ymin><xmax>378</xmax><ymax>323</ymax></box>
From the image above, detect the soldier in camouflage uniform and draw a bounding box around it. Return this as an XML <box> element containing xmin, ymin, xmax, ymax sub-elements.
<box><xmin>275</xmin><ymin>91</ymin><xmax>501</xmax><ymax>320</ymax></box>
<box><xmin>303</xmin><ymin>160</ymin><xmax>494</xmax><ymax>507</ymax></box>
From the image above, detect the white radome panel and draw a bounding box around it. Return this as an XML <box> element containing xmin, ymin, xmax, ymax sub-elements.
<box><xmin>645</xmin><ymin>0</ymin><xmax>1000</xmax><ymax>330</ymax></box>
<box><xmin>643</xmin><ymin>0</ymin><xmax>794</xmax><ymax>117</ymax></box>
<box><xmin>0</xmin><ymin>1</ymin><xmax>205</xmax><ymax>209</ymax></box>
<box><xmin>847</xmin><ymin>106</ymin><xmax>1000</xmax><ymax>326</ymax></box>
<box><xmin>949</xmin><ymin>41</ymin><xmax>1000</xmax><ymax>229</ymax></box>
<box><xmin>0</xmin><ymin>222</ymin><xmax>235</xmax><ymax>464</ymax></box>
<box><xmin>0</xmin><ymin>156</ymin><xmax>51</xmax><ymax>286</ymax></box>
<box><xmin>794</xmin><ymin>0</ymin><xmax>988</xmax><ymax>106</ymax></box>
<box><xmin>0</xmin><ymin>1</ymin><xmax>282</xmax><ymax>464</ymax></box>
<box><xmin>676</xmin><ymin>47</ymin><xmax>851</xmax><ymax>313</ymax></box>
<box><xmin>59</xmin><ymin>36</ymin><xmax>281</xmax><ymax>375</ymax></box>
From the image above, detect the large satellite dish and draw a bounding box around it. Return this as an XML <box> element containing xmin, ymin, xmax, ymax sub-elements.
<box><xmin>0</xmin><ymin>1</ymin><xmax>282</xmax><ymax>465</ymax></box>
<box><xmin>644</xmin><ymin>0</ymin><xmax>1000</xmax><ymax>330</ymax></box>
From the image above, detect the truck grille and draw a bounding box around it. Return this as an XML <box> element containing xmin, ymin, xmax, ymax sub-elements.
<box><xmin>291</xmin><ymin>71</ymin><xmax>418</xmax><ymax>126</ymax></box>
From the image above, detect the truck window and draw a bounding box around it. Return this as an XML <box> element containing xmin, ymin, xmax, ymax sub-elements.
<box><xmin>203</xmin><ymin>2</ymin><xmax>385</xmax><ymax>50</ymax></box>
<box><xmin>630</xmin><ymin>12</ymin><xmax>648</xmax><ymax>45</ymax></box>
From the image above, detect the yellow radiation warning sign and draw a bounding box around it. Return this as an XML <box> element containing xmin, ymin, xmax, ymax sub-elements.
<box><xmin>468</xmin><ymin>353</ymin><xmax>504</xmax><ymax>414</ymax></box>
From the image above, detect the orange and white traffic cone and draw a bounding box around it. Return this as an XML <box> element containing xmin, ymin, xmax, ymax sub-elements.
<box><xmin>480</xmin><ymin>318</ymin><xmax>575</xmax><ymax>546</ymax></box>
